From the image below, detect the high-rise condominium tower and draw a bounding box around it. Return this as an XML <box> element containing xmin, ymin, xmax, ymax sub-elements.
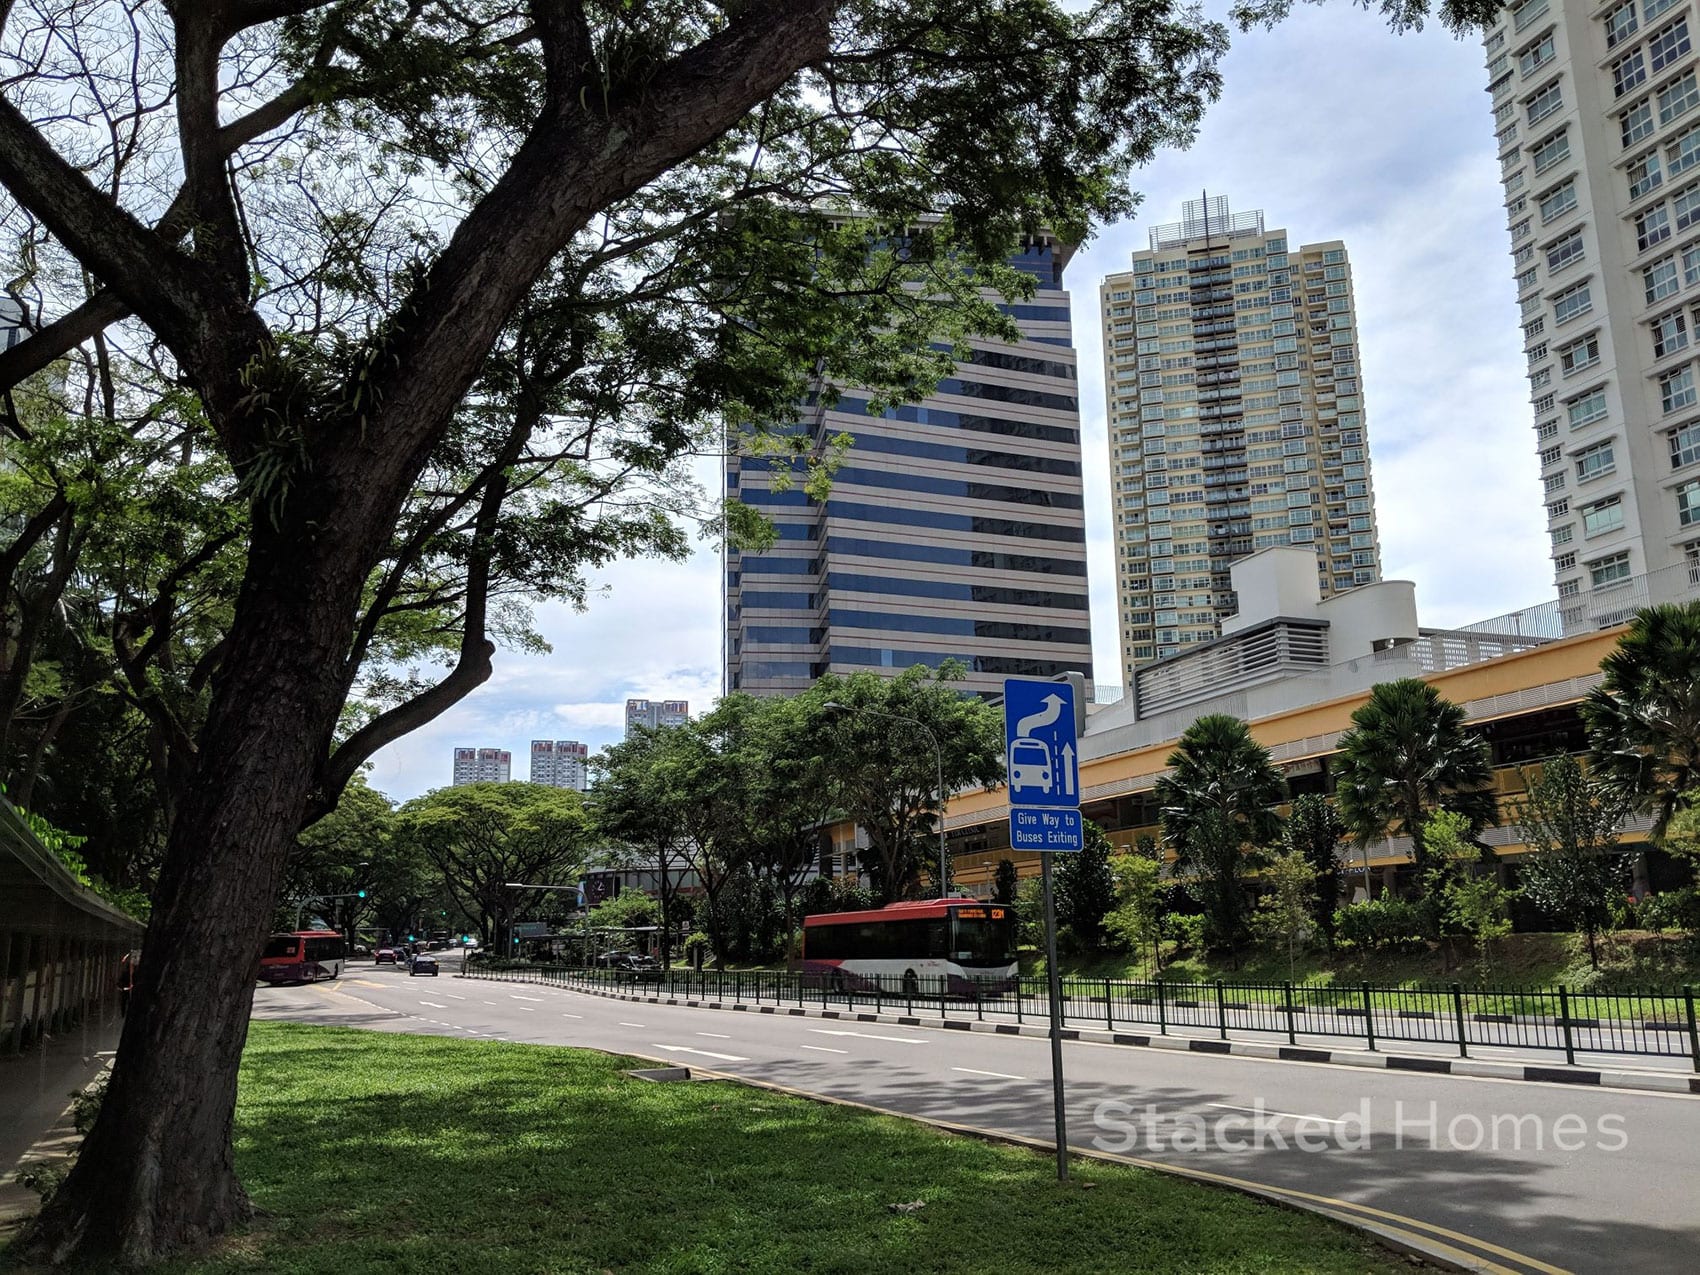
<box><xmin>451</xmin><ymin>747</ymin><xmax>511</xmax><ymax>785</ymax></box>
<box><xmin>726</xmin><ymin>234</ymin><xmax>1093</xmax><ymax>699</ymax></box>
<box><xmin>624</xmin><ymin>698</ymin><xmax>689</xmax><ymax>736</ymax></box>
<box><xmin>1100</xmin><ymin>197</ymin><xmax>1381</xmax><ymax>683</ymax></box>
<box><xmin>529</xmin><ymin>740</ymin><xmax>588</xmax><ymax>790</ymax></box>
<box><xmin>1483</xmin><ymin>0</ymin><xmax>1700</xmax><ymax>595</ymax></box>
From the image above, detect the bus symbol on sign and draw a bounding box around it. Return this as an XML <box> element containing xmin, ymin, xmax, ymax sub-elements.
<box><xmin>1002</xmin><ymin>677</ymin><xmax>1082</xmax><ymax>852</ymax></box>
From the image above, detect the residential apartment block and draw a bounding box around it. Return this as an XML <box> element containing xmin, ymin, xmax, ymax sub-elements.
<box><xmin>451</xmin><ymin>747</ymin><xmax>510</xmax><ymax>786</ymax></box>
<box><xmin>1100</xmin><ymin>197</ymin><xmax>1381</xmax><ymax>685</ymax></box>
<box><xmin>725</xmin><ymin>233</ymin><xmax>1094</xmax><ymax>699</ymax></box>
<box><xmin>624</xmin><ymin>698</ymin><xmax>689</xmax><ymax>736</ymax></box>
<box><xmin>1484</xmin><ymin>0</ymin><xmax>1700</xmax><ymax>601</ymax></box>
<box><xmin>529</xmin><ymin>739</ymin><xmax>589</xmax><ymax>790</ymax></box>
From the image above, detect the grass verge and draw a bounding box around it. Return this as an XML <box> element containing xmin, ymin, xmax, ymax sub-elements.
<box><xmin>156</xmin><ymin>1022</ymin><xmax>1410</xmax><ymax>1274</ymax></box>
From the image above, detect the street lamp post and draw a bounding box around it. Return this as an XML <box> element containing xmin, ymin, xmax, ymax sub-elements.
<box><xmin>823</xmin><ymin>701</ymin><xmax>950</xmax><ymax>900</ymax></box>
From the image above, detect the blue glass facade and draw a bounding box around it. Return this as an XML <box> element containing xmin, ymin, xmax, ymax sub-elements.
<box><xmin>726</xmin><ymin>233</ymin><xmax>1094</xmax><ymax>698</ymax></box>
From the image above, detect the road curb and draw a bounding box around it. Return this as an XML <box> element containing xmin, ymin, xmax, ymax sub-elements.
<box><xmin>501</xmin><ymin>977</ymin><xmax>1700</xmax><ymax>1099</ymax></box>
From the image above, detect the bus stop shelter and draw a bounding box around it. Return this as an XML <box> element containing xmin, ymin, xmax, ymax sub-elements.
<box><xmin>0</xmin><ymin>799</ymin><xmax>144</xmax><ymax>1058</ymax></box>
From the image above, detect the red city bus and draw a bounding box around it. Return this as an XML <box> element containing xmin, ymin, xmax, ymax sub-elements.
<box><xmin>258</xmin><ymin>930</ymin><xmax>346</xmax><ymax>984</ymax></box>
<box><xmin>800</xmin><ymin>898</ymin><xmax>1017</xmax><ymax>996</ymax></box>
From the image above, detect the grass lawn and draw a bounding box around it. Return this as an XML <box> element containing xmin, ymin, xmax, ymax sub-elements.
<box><xmin>156</xmin><ymin>1022</ymin><xmax>1409</xmax><ymax>1275</ymax></box>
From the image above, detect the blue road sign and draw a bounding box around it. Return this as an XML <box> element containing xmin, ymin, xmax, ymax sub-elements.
<box><xmin>1009</xmin><ymin>808</ymin><xmax>1083</xmax><ymax>853</ymax></box>
<box><xmin>1003</xmin><ymin>677</ymin><xmax>1082</xmax><ymax>851</ymax></box>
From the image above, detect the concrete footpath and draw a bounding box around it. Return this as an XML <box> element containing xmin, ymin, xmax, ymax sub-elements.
<box><xmin>0</xmin><ymin>1025</ymin><xmax>117</xmax><ymax>1241</ymax></box>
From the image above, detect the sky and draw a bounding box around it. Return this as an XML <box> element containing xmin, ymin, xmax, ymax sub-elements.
<box><xmin>364</xmin><ymin>7</ymin><xmax>1545</xmax><ymax>803</ymax></box>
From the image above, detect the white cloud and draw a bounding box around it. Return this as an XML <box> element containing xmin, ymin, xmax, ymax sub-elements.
<box><xmin>371</xmin><ymin>11</ymin><xmax>1541</xmax><ymax>799</ymax></box>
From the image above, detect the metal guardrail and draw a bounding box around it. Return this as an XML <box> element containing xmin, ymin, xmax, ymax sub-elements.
<box><xmin>464</xmin><ymin>964</ymin><xmax>1700</xmax><ymax>1070</ymax></box>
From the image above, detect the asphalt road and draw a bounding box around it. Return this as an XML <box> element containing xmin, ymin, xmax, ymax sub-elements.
<box><xmin>254</xmin><ymin>956</ymin><xmax>1700</xmax><ymax>1275</ymax></box>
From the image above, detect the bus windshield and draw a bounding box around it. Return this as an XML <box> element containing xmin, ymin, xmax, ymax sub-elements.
<box><xmin>950</xmin><ymin>911</ymin><xmax>1014</xmax><ymax>966</ymax></box>
<box><xmin>261</xmin><ymin>936</ymin><xmax>301</xmax><ymax>960</ymax></box>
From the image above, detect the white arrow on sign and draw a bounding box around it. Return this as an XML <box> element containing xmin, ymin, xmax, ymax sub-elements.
<box><xmin>651</xmin><ymin>1043</ymin><xmax>749</xmax><ymax>1062</ymax></box>
<box><xmin>1015</xmin><ymin>693</ymin><xmax>1066</xmax><ymax>739</ymax></box>
<box><xmin>1061</xmin><ymin>743</ymin><xmax>1076</xmax><ymax>798</ymax></box>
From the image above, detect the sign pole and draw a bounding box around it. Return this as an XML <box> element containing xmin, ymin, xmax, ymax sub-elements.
<box><xmin>1040</xmin><ymin>852</ymin><xmax>1069</xmax><ymax>1182</ymax></box>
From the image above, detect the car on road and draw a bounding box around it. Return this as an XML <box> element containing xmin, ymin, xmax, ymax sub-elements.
<box><xmin>408</xmin><ymin>954</ymin><xmax>439</xmax><ymax>977</ymax></box>
<box><xmin>596</xmin><ymin>951</ymin><xmax>658</xmax><ymax>972</ymax></box>
<box><xmin>375</xmin><ymin>946</ymin><xmax>399</xmax><ymax>964</ymax></box>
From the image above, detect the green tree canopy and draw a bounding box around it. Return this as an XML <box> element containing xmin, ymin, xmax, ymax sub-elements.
<box><xmin>1155</xmin><ymin>713</ymin><xmax>1284</xmax><ymax>952</ymax></box>
<box><xmin>1282</xmin><ymin>793</ymin><xmax>1346</xmax><ymax>944</ymax></box>
<box><xmin>1512</xmin><ymin>754</ymin><xmax>1633</xmax><ymax>967</ymax></box>
<box><xmin>1581</xmin><ymin>601</ymin><xmax>1700</xmax><ymax>839</ymax></box>
<box><xmin>1332</xmin><ymin>678</ymin><xmax>1497</xmax><ymax>875</ymax></box>
<box><xmin>800</xmin><ymin>662</ymin><xmax>1004</xmax><ymax>902</ymax></box>
<box><xmin>395</xmin><ymin>783</ymin><xmax>591</xmax><ymax>949</ymax></box>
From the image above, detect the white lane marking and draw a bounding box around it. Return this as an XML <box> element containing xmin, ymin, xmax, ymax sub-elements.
<box><xmin>809</xmin><ymin>1028</ymin><xmax>927</xmax><ymax>1044</ymax></box>
<box><xmin>445</xmin><ymin>994</ymin><xmax>466</xmax><ymax>1000</ymax></box>
<box><xmin>510</xmin><ymin>995</ymin><xmax>543</xmax><ymax>1002</ymax></box>
<box><xmin>517</xmin><ymin>1007</ymin><xmax>536</xmax><ymax>1013</ymax></box>
<box><xmin>952</xmin><ymin>1066</ymin><xmax>1026</xmax><ymax>1081</ymax></box>
<box><xmin>652</xmin><ymin>1043</ymin><xmax>749</xmax><ymax>1063</ymax></box>
<box><xmin>697</xmin><ymin>1032</ymin><xmax>731</xmax><ymax>1039</ymax></box>
<box><xmin>801</xmin><ymin>1045</ymin><xmax>848</xmax><ymax>1054</ymax></box>
<box><xmin>418</xmin><ymin>1001</ymin><xmax>446</xmax><ymax>1008</ymax></box>
<box><xmin>561</xmin><ymin>1012</ymin><xmax>583</xmax><ymax>1019</ymax></box>
<box><xmin>619</xmin><ymin>1021</ymin><xmax>646</xmax><ymax>1028</ymax></box>
<box><xmin>1205</xmin><ymin>1102</ymin><xmax>1348</xmax><ymax>1125</ymax></box>
<box><xmin>483</xmin><ymin>1000</ymin><xmax>499</xmax><ymax>1005</ymax></box>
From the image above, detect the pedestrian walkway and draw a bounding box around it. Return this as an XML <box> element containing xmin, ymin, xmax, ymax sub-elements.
<box><xmin>0</xmin><ymin>1023</ymin><xmax>117</xmax><ymax>1242</ymax></box>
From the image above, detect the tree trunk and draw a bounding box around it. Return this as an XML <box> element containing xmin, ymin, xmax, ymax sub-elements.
<box><xmin>21</xmin><ymin>475</ymin><xmax>385</xmax><ymax>1265</ymax></box>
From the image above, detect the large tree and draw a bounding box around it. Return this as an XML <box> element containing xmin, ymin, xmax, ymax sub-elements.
<box><xmin>1154</xmin><ymin>713</ymin><xmax>1284</xmax><ymax>952</ymax></box>
<box><xmin>805</xmin><ymin>662</ymin><xmax>1004</xmax><ymax>902</ymax></box>
<box><xmin>1581</xmin><ymin>601</ymin><xmax>1700</xmax><ymax>840</ymax></box>
<box><xmin>394</xmin><ymin>782</ymin><xmax>591</xmax><ymax>950</ymax></box>
<box><xmin>0</xmin><ymin>0</ymin><xmax>1495</xmax><ymax>1261</ymax></box>
<box><xmin>1282</xmin><ymin>793</ymin><xmax>1345</xmax><ymax>945</ymax></box>
<box><xmin>1332</xmin><ymin>678</ymin><xmax>1497</xmax><ymax>878</ymax></box>
<box><xmin>1512</xmin><ymin>754</ymin><xmax>1633</xmax><ymax>968</ymax></box>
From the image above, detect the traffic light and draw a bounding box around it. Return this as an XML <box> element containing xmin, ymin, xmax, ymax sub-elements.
<box><xmin>357</xmin><ymin>889</ymin><xmax>367</xmax><ymax>899</ymax></box>
<box><xmin>407</xmin><ymin>933</ymin><xmax>415</xmax><ymax>941</ymax></box>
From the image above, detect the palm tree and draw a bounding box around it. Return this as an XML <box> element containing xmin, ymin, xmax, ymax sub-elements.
<box><xmin>1580</xmin><ymin>601</ymin><xmax>1700</xmax><ymax>839</ymax></box>
<box><xmin>1332</xmin><ymin>679</ymin><xmax>1496</xmax><ymax>878</ymax></box>
<box><xmin>1154</xmin><ymin>714</ymin><xmax>1285</xmax><ymax>953</ymax></box>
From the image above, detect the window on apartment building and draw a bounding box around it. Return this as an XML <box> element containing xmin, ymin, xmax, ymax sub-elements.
<box><xmin>1614</xmin><ymin>48</ymin><xmax>1649</xmax><ymax>98</ymax></box>
<box><xmin>1590</xmin><ymin>552</ymin><xmax>1633</xmax><ymax>587</ymax></box>
<box><xmin>1539</xmin><ymin>178</ymin><xmax>1579</xmax><ymax>222</ymax></box>
<box><xmin>1675</xmin><ymin>181</ymin><xmax>1700</xmax><ymax>231</ymax></box>
<box><xmin>1606</xmin><ymin>1</ymin><xmax>1639</xmax><ymax>49</ymax></box>
<box><xmin>1524</xmin><ymin>316</ymin><xmax>1547</xmax><ymax>340</ymax></box>
<box><xmin>1567</xmin><ymin>387</ymin><xmax>1608</xmax><ymax>426</ymax></box>
<box><xmin>1679</xmin><ymin>478</ymin><xmax>1700</xmax><ymax>525</ymax></box>
<box><xmin>1531</xmin><ymin>128</ymin><xmax>1571</xmax><ymax>175</ymax></box>
<box><xmin>1534</xmin><ymin>391</ymin><xmax>1557</xmax><ymax>414</ymax></box>
<box><xmin>1646</xmin><ymin>254</ymin><xmax>1680</xmax><ymax>303</ymax></box>
<box><xmin>1528</xmin><ymin>340</ymin><xmax>1550</xmax><ymax>366</ymax></box>
<box><xmin>1649</xmin><ymin>18</ymin><xmax>1691</xmax><ymax>73</ymax></box>
<box><xmin>1576</xmin><ymin>439</ymin><xmax>1619</xmax><ymax>481</ymax></box>
<box><xmin>1672</xmin><ymin>419</ymin><xmax>1700</xmax><ymax>466</ymax></box>
<box><xmin>1537</xmin><ymin>419</ymin><xmax>1560</xmax><ymax>440</ymax></box>
<box><xmin>1517</xmin><ymin>265</ymin><xmax>1540</xmax><ymax>292</ymax></box>
<box><xmin>1582</xmin><ymin>494</ymin><xmax>1625</xmax><ymax>534</ymax></box>
<box><xmin>1668</xmin><ymin>123</ymin><xmax>1700</xmax><ymax>178</ymax></box>
<box><xmin>1662</xmin><ymin>363</ymin><xmax>1698</xmax><ymax>411</ymax></box>
<box><xmin>1519</xmin><ymin>32</ymin><xmax>1557</xmax><ymax>76</ymax></box>
<box><xmin>1540</xmin><ymin>444</ymin><xmax>1563</xmax><ymax>466</ymax></box>
<box><xmin>1553</xmin><ymin>279</ymin><xmax>1594</xmax><ymax>323</ymax></box>
<box><xmin>1544</xmin><ymin>471</ymin><xmax>1568</xmax><ymax>492</ymax></box>
<box><xmin>1654</xmin><ymin>308</ymin><xmax>1690</xmax><ymax>356</ymax></box>
<box><xmin>1659</xmin><ymin>69</ymin><xmax>1700</xmax><ymax>125</ymax></box>
<box><xmin>1543</xmin><ymin>228</ymin><xmax>1585</xmax><ymax>271</ymax></box>
<box><xmin>1548</xmin><ymin>497</ymin><xmax>1571</xmax><ymax>517</ymax></box>
<box><xmin>1559</xmin><ymin>333</ymin><xmax>1601</xmax><ymax>374</ymax></box>
<box><xmin>1623</xmin><ymin>98</ymin><xmax>1656</xmax><ymax>146</ymax></box>
<box><xmin>1629</xmin><ymin>150</ymin><xmax>1664</xmax><ymax>198</ymax></box>
<box><xmin>1559</xmin><ymin>578</ymin><xmax>1582</xmax><ymax>597</ymax></box>
<box><xmin>1685</xmin><ymin>242</ymin><xmax>1700</xmax><ymax>285</ymax></box>
<box><xmin>1554</xmin><ymin>551</ymin><xmax>1577</xmax><ymax>571</ymax></box>
<box><xmin>1638</xmin><ymin>203</ymin><xmax>1673</xmax><ymax>249</ymax></box>
<box><xmin>1646</xmin><ymin>0</ymin><xmax>1681</xmax><ymax>21</ymax></box>
<box><xmin>1527</xmin><ymin>80</ymin><xmax>1564</xmax><ymax>124</ymax></box>
<box><xmin>1552</xmin><ymin>522</ymin><xmax>1575</xmax><ymax>545</ymax></box>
